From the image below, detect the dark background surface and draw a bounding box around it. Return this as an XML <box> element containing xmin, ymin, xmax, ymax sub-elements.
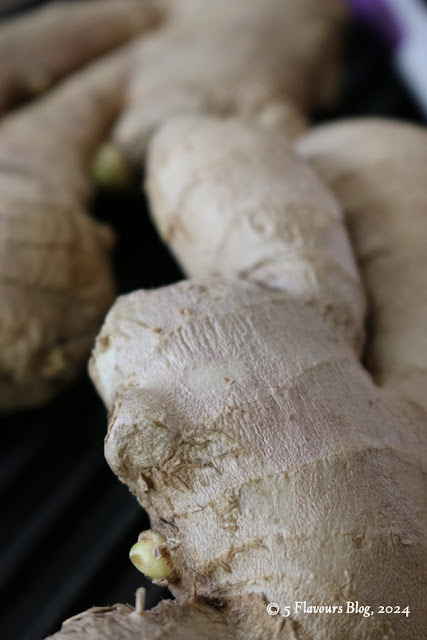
<box><xmin>0</xmin><ymin>2</ymin><xmax>426</xmax><ymax>639</ymax></box>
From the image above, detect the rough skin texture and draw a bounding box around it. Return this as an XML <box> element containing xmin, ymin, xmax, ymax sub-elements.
<box><xmin>0</xmin><ymin>0</ymin><xmax>161</xmax><ymax>114</ymax></box>
<box><xmin>111</xmin><ymin>0</ymin><xmax>346</xmax><ymax>160</ymax></box>
<box><xmin>0</xmin><ymin>0</ymin><xmax>163</xmax><ymax>410</ymax></box>
<box><xmin>49</xmin><ymin>589</ymin><xmax>282</xmax><ymax>640</ymax></box>
<box><xmin>52</xmin><ymin>116</ymin><xmax>427</xmax><ymax>639</ymax></box>
<box><xmin>297</xmin><ymin>119</ymin><xmax>427</xmax><ymax>412</ymax></box>
<box><xmin>146</xmin><ymin>116</ymin><xmax>365</xmax><ymax>353</ymax></box>
<box><xmin>0</xmin><ymin>50</ymin><xmax>135</xmax><ymax>411</ymax></box>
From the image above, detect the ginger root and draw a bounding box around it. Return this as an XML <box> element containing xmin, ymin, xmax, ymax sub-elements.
<box><xmin>0</xmin><ymin>0</ymin><xmax>163</xmax><ymax>410</ymax></box>
<box><xmin>0</xmin><ymin>0</ymin><xmax>161</xmax><ymax>114</ymax></box>
<box><xmin>51</xmin><ymin>115</ymin><xmax>426</xmax><ymax>638</ymax></box>
<box><xmin>145</xmin><ymin>115</ymin><xmax>365</xmax><ymax>352</ymax></box>
<box><xmin>49</xmin><ymin>589</ymin><xmax>278</xmax><ymax>640</ymax></box>
<box><xmin>0</xmin><ymin>0</ymin><xmax>347</xmax><ymax>410</ymax></box>
<box><xmin>0</xmin><ymin>49</ymin><xmax>136</xmax><ymax>411</ymax></box>
<box><xmin>297</xmin><ymin>119</ymin><xmax>427</xmax><ymax>411</ymax></box>
<box><xmin>109</xmin><ymin>0</ymin><xmax>346</xmax><ymax>162</ymax></box>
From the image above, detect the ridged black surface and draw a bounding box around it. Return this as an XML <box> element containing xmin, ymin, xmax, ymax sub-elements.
<box><xmin>0</xmin><ymin>3</ymin><xmax>426</xmax><ymax>640</ymax></box>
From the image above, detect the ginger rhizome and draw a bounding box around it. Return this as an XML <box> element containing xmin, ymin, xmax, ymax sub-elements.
<box><xmin>0</xmin><ymin>50</ymin><xmax>136</xmax><ymax>411</ymax></box>
<box><xmin>47</xmin><ymin>116</ymin><xmax>427</xmax><ymax>638</ymax></box>
<box><xmin>0</xmin><ymin>1</ymin><xmax>163</xmax><ymax>410</ymax></box>
<box><xmin>297</xmin><ymin>119</ymin><xmax>427</xmax><ymax>411</ymax></box>
<box><xmin>0</xmin><ymin>0</ymin><xmax>160</xmax><ymax>114</ymax></box>
<box><xmin>109</xmin><ymin>0</ymin><xmax>346</xmax><ymax>161</ymax></box>
<box><xmin>0</xmin><ymin>0</ymin><xmax>347</xmax><ymax>410</ymax></box>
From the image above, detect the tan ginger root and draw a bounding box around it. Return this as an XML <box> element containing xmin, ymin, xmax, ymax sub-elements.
<box><xmin>47</xmin><ymin>115</ymin><xmax>427</xmax><ymax>638</ymax></box>
<box><xmin>146</xmin><ymin>116</ymin><xmax>366</xmax><ymax>353</ymax></box>
<box><xmin>0</xmin><ymin>0</ymin><xmax>161</xmax><ymax>114</ymax></box>
<box><xmin>107</xmin><ymin>0</ymin><xmax>347</xmax><ymax>162</ymax></box>
<box><xmin>49</xmin><ymin>589</ymin><xmax>279</xmax><ymax>640</ymax></box>
<box><xmin>0</xmin><ymin>48</ymin><xmax>140</xmax><ymax>411</ymax></box>
<box><xmin>297</xmin><ymin>119</ymin><xmax>427</xmax><ymax>413</ymax></box>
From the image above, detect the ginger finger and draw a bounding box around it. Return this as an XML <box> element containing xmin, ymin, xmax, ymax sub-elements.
<box><xmin>146</xmin><ymin>114</ymin><xmax>365</xmax><ymax>352</ymax></box>
<box><xmin>83</xmin><ymin>117</ymin><xmax>427</xmax><ymax>639</ymax></box>
<box><xmin>0</xmin><ymin>46</ymin><xmax>133</xmax><ymax>411</ymax></box>
<box><xmin>110</xmin><ymin>0</ymin><xmax>346</xmax><ymax>162</ymax></box>
<box><xmin>298</xmin><ymin>119</ymin><xmax>427</xmax><ymax>410</ymax></box>
<box><xmin>0</xmin><ymin>0</ymin><xmax>161</xmax><ymax>114</ymax></box>
<box><xmin>48</xmin><ymin>589</ymin><xmax>275</xmax><ymax>640</ymax></box>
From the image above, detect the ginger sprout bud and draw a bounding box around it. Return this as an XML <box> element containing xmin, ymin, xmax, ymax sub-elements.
<box><xmin>91</xmin><ymin>142</ymin><xmax>131</xmax><ymax>190</ymax></box>
<box><xmin>129</xmin><ymin>530</ymin><xmax>173</xmax><ymax>581</ymax></box>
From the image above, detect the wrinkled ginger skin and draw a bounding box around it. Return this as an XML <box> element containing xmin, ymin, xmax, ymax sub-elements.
<box><xmin>86</xmin><ymin>118</ymin><xmax>427</xmax><ymax>638</ymax></box>
<box><xmin>0</xmin><ymin>0</ymin><xmax>161</xmax><ymax>114</ymax></box>
<box><xmin>48</xmin><ymin>592</ymin><xmax>280</xmax><ymax>640</ymax></box>
<box><xmin>91</xmin><ymin>279</ymin><xmax>426</xmax><ymax>640</ymax></box>
<box><xmin>112</xmin><ymin>0</ymin><xmax>346</xmax><ymax>159</ymax></box>
<box><xmin>146</xmin><ymin>116</ymin><xmax>365</xmax><ymax>352</ymax></box>
<box><xmin>0</xmin><ymin>50</ymin><xmax>135</xmax><ymax>411</ymax></box>
<box><xmin>297</xmin><ymin>119</ymin><xmax>427</xmax><ymax>411</ymax></box>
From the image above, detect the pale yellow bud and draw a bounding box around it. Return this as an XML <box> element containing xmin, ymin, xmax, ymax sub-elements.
<box><xmin>91</xmin><ymin>143</ymin><xmax>131</xmax><ymax>190</ymax></box>
<box><xmin>129</xmin><ymin>530</ymin><xmax>173</xmax><ymax>581</ymax></box>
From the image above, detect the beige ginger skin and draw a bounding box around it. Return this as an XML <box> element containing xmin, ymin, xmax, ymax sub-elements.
<box><xmin>111</xmin><ymin>0</ymin><xmax>346</xmax><ymax>160</ymax></box>
<box><xmin>0</xmin><ymin>0</ymin><xmax>160</xmax><ymax>114</ymax></box>
<box><xmin>0</xmin><ymin>1</ymin><xmax>162</xmax><ymax>410</ymax></box>
<box><xmin>297</xmin><ymin>119</ymin><xmax>427</xmax><ymax>413</ymax></box>
<box><xmin>0</xmin><ymin>0</ymin><xmax>346</xmax><ymax>410</ymax></box>
<box><xmin>48</xmin><ymin>116</ymin><xmax>427</xmax><ymax>638</ymax></box>
<box><xmin>0</xmin><ymin>50</ymin><xmax>135</xmax><ymax>411</ymax></box>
